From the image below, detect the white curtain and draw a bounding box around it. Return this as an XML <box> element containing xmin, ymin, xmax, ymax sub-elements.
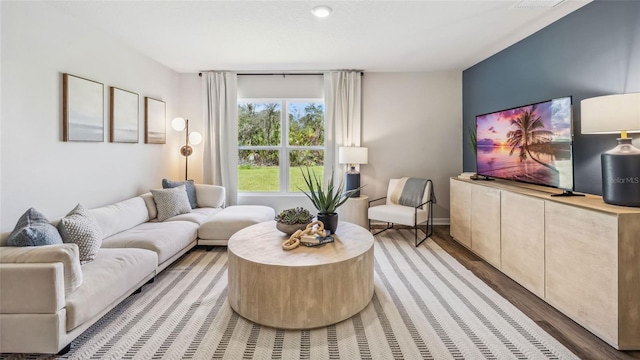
<box><xmin>202</xmin><ymin>71</ymin><xmax>238</xmax><ymax>206</ymax></box>
<box><xmin>323</xmin><ymin>71</ymin><xmax>363</xmax><ymax>185</ymax></box>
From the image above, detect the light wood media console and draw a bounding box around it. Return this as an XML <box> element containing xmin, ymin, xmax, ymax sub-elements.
<box><xmin>449</xmin><ymin>177</ymin><xmax>640</xmax><ymax>350</ymax></box>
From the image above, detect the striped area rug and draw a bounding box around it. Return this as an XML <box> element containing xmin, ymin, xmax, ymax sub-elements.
<box><xmin>4</xmin><ymin>229</ymin><xmax>578</xmax><ymax>360</ymax></box>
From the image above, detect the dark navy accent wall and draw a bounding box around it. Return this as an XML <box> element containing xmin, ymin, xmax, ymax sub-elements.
<box><xmin>463</xmin><ymin>0</ymin><xmax>640</xmax><ymax>195</ymax></box>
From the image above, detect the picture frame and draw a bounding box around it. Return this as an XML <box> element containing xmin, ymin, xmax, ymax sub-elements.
<box><xmin>145</xmin><ymin>97</ymin><xmax>166</xmax><ymax>144</ymax></box>
<box><xmin>63</xmin><ymin>73</ymin><xmax>104</xmax><ymax>142</ymax></box>
<box><xmin>110</xmin><ymin>87</ymin><xmax>139</xmax><ymax>143</ymax></box>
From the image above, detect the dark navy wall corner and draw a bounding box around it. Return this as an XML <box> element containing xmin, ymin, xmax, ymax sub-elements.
<box><xmin>462</xmin><ymin>0</ymin><xmax>640</xmax><ymax>195</ymax></box>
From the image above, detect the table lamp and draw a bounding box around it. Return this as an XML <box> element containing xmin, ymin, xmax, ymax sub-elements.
<box><xmin>581</xmin><ymin>93</ymin><xmax>640</xmax><ymax>206</ymax></box>
<box><xmin>338</xmin><ymin>146</ymin><xmax>368</xmax><ymax>197</ymax></box>
<box><xmin>171</xmin><ymin>117</ymin><xmax>202</xmax><ymax>180</ymax></box>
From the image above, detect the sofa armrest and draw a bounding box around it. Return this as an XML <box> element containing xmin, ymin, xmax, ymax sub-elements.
<box><xmin>0</xmin><ymin>263</ymin><xmax>65</xmax><ymax>313</ymax></box>
<box><xmin>195</xmin><ymin>184</ymin><xmax>226</xmax><ymax>208</ymax></box>
<box><xmin>0</xmin><ymin>244</ymin><xmax>82</xmax><ymax>294</ymax></box>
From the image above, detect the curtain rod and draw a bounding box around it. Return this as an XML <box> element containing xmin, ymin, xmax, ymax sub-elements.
<box><xmin>198</xmin><ymin>71</ymin><xmax>364</xmax><ymax>77</ymax></box>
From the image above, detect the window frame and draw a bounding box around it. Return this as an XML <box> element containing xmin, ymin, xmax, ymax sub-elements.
<box><xmin>237</xmin><ymin>98</ymin><xmax>325</xmax><ymax>194</ymax></box>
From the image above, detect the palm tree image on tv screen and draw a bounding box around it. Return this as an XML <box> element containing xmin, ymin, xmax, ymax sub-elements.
<box><xmin>475</xmin><ymin>97</ymin><xmax>573</xmax><ymax>190</ymax></box>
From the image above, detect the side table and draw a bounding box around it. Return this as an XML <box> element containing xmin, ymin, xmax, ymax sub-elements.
<box><xmin>337</xmin><ymin>195</ymin><xmax>369</xmax><ymax>229</ymax></box>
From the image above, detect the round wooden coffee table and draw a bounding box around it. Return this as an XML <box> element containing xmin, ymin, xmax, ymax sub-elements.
<box><xmin>227</xmin><ymin>221</ymin><xmax>374</xmax><ymax>329</ymax></box>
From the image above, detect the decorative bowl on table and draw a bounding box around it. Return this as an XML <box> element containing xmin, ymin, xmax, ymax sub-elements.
<box><xmin>275</xmin><ymin>207</ymin><xmax>313</xmax><ymax>235</ymax></box>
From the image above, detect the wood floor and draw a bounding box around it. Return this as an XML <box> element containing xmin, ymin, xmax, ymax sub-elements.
<box><xmin>427</xmin><ymin>225</ymin><xmax>640</xmax><ymax>360</ymax></box>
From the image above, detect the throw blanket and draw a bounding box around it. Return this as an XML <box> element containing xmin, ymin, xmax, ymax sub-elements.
<box><xmin>390</xmin><ymin>177</ymin><xmax>428</xmax><ymax>207</ymax></box>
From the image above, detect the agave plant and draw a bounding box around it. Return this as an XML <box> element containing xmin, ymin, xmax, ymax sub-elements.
<box><xmin>299</xmin><ymin>167</ymin><xmax>362</xmax><ymax>214</ymax></box>
<box><xmin>275</xmin><ymin>207</ymin><xmax>313</xmax><ymax>225</ymax></box>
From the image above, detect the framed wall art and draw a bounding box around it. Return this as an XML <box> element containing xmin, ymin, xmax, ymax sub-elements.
<box><xmin>63</xmin><ymin>73</ymin><xmax>104</xmax><ymax>142</ymax></box>
<box><xmin>145</xmin><ymin>97</ymin><xmax>166</xmax><ymax>144</ymax></box>
<box><xmin>110</xmin><ymin>87</ymin><xmax>139</xmax><ymax>143</ymax></box>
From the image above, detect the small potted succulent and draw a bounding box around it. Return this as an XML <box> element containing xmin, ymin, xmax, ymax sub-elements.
<box><xmin>275</xmin><ymin>207</ymin><xmax>313</xmax><ymax>235</ymax></box>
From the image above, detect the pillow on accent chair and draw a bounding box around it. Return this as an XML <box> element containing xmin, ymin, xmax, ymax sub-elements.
<box><xmin>57</xmin><ymin>204</ymin><xmax>103</xmax><ymax>264</ymax></box>
<box><xmin>162</xmin><ymin>178</ymin><xmax>197</xmax><ymax>209</ymax></box>
<box><xmin>151</xmin><ymin>185</ymin><xmax>192</xmax><ymax>222</ymax></box>
<box><xmin>7</xmin><ymin>208</ymin><xmax>63</xmax><ymax>247</ymax></box>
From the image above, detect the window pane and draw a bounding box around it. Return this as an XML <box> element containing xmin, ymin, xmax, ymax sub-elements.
<box><xmin>238</xmin><ymin>150</ymin><xmax>280</xmax><ymax>192</ymax></box>
<box><xmin>288</xmin><ymin>102</ymin><xmax>324</xmax><ymax>146</ymax></box>
<box><xmin>289</xmin><ymin>150</ymin><xmax>324</xmax><ymax>192</ymax></box>
<box><xmin>238</xmin><ymin>102</ymin><xmax>281</xmax><ymax>146</ymax></box>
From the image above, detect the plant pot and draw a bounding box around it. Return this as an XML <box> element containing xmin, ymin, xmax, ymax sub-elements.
<box><xmin>276</xmin><ymin>221</ymin><xmax>310</xmax><ymax>236</ymax></box>
<box><xmin>317</xmin><ymin>213</ymin><xmax>339</xmax><ymax>235</ymax></box>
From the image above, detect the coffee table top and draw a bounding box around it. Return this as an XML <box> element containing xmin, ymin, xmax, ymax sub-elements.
<box><xmin>228</xmin><ymin>221</ymin><xmax>374</xmax><ymax>267</ymax></box>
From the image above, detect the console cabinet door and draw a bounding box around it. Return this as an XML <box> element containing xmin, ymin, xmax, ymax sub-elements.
<box><xmin>450</xmin><ymin>179</ymin><xmax>471</xmax><ymax>248</ymax></box>
<box><xmin>501</xmin><ymin>192</ymin><xmax>544</xmax><ymax>297</ymax></box>
<box><xmin>471</xmin><ymin>185</ymin><xmax>501</xmax><ymax>268</ymax></box>
<box><xmin>545</xmin><ymin>202</ymin><xmax>619</xmax><ymax>346</ymax></box>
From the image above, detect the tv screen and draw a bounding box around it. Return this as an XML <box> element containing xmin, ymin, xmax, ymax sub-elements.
<box><xmin>475</xmin><ymin>96</ymin><xmax>574</xmax><ymax>190</ymax></box>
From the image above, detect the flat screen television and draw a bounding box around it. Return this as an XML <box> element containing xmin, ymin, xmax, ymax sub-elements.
<box><xmin>475</xmin><ymin>96</ymin><xmax>574</xmax><ymax>191</ymax></box>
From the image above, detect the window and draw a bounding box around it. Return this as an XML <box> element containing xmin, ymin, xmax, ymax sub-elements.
<box><xmin>238</xmin><ymin>100</ymin><xmax>324</xmax><ymax>193</ymax></box>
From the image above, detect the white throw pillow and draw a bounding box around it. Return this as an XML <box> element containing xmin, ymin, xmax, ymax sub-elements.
<box><xmin>57</xmin><ymin>204</ymin><xmax>103</xmax><ymax>265</ymax></box>
<box><xmin>151</xmin><ymin>185</ymin><xmax>192</xmax><ymax>222</ymax></box>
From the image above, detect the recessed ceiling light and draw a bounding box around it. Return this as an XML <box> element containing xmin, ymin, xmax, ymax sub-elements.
<box><xmin>311</xmin><ymin>5</ymin><xmax>332</xmax><ymax>18</ymax></box>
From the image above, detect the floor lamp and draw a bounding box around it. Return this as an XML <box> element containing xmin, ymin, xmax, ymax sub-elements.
<box><xmin>581</xmin><ymin>93</ymin><xmax>640</xmax><ymax>206</ymax></box>
<box><xmin>171</xmin><ymin>117</ymin><xmax>202</xmax><ymax>180</ymax></box>
<box><xmin>338</xmin><ymin>146</ymin><xmax>368</xmax><ymax>197</ymax></box>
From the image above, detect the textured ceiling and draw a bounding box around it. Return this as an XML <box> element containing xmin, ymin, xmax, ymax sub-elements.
<box><xmin>46</xmin><ymin>0</ymin><xmax>592</xmax><ymax>73</ymax></box>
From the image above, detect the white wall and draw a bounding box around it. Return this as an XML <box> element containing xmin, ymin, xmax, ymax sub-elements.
<box><xmin>0</xmin><ymin>2</ymin><xmax>181</xmax><ymax>232</ymax></box>
<box><xmin>361</xmin><ymin>72</ymin><xmax>463</xmax><ymax>223</ymax></box>
<box><xmin>179</xmin><ymin>72</ymin><xmax>462</xmax><ymax>220</ymax></box>
<box><xmin>178</xmin><ymin>73</ymin><xmax>204</xmax><ymax>183</ymax></box>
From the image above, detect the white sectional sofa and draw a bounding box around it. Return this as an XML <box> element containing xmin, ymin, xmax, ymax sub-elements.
<box><xmin>0</xmin><ymin>184</ymin><xmax>274</xmax><ymax>355</ymax></box>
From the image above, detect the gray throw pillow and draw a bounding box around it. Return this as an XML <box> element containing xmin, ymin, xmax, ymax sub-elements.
<box><xmin>151</xmin><ymin>185</ymin><xmax>192</xmax><ymax>222</ymax></box>
<box><xmin>7</xmin><ymin>208</ymin><xmax>63</xmax><ymax>247</ymax></box>
<box><xmin>162</xmin><ymin>179</ymin><xmax>197</xmax><ymax>209</ymax></box>
<box><xmin>57</xmin><ymin>204</ymin><xmax>103</xmax><ymax>265</ymax></box>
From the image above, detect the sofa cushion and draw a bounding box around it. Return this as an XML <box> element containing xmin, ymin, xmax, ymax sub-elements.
<box><xmin>65</xmin><ymin>247</ymin><xmax>157</xmax><ymax>331</ymax></box>
<box><xmin>90</xmin><ymin>197</ymin><xmax>150</xmax><ymax>239</ymax></box>
<box><xmin>57</xmin><ymin>204</ymin><xmax>103</xmax><ymax>264</ymax></box>
<box><xmin>162</xmin><ymin>179</ymin><xmax>197</xmax><ymax>209</ymax></box>
<box><xmin>151</xmin><ymin>186</ymin><xmax>192</xmax><ymax>222</ymax></box>
<box><xmin>164</xmin><ymin>207</ymin><xmax>221</xmax><ymax>225</ymax></box>
<box><xmin>0</xmin><ymin>243</ymin><xmax>83</xmax><ymax>294</ymax></box>
<box><xmin>140</xmin><ymin>192</ymin><xmax>158</xmax><ymax>220</ymax></box>
<box><xmin>101</xmin><ymin>221</ymin><xmax>198</xmax><ymax>265</ymax></box>
<box><xmin>198</xmin><ymin>205</ymin><xmax>275</xmax><ymax>240</ymax></box>
<box><xmin>7</xmin><ymin>208</ymin><xmax>63</xmax><ymax>247</ymax></box>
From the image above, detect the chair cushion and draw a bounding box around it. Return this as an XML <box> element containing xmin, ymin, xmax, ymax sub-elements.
<box><xmin>65</xmin><ymin>247</ymin><xmax>157</xmax><ymax>331</ymax></box>
<box><xmin>7</xmin><ymin>208</ymin><xmax>63</xmax><ymax>247</ymax></box>
<box><xmin>198</xmin><ymin>205</ymin><xmax>275</xmax><ymax>240</ymax></box>
<box><xmin>368</xmin><ymin>204</ymin><xmax>428</xmax><ymax>227</ymax></box>
<box><xmin>101</xmin><ymin>221</ymin><xmax>198</xmax><ymax>265</ymax></box>
<box><xmin>151</xmin><ymin>186</ymin><xmax>192</xmax><ymax>222</ymax></box>
<box><xmin>57</xmin><ymin>204</ymin><xmax>103</xmax><ymax>264</ymax></box>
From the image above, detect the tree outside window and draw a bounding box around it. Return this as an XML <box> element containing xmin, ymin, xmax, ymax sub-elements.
<box><xmin>238</xmin><ymin>100</ymin><xmax>324</xmax><ymax>193</ymax></box>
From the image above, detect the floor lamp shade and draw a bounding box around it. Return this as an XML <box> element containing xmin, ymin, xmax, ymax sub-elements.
<box><xmin>581</xmin><ymin>93</ymin><xmax>640</xmax><ymax>206</ymax></box>
<box><xmin>339</xmin><ymin>147</ymin><xmax>368</xmax><ymax>197</ymax></box>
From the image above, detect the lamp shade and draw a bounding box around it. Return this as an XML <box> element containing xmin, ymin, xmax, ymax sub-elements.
<box><xmin>171</xmin><ymin>117</ymin><xmax>186</xmax><ymax>131</ymax></box>
<box><xmin>189</xmin><ymin>132</ymin><xmax>202</xmax><ymax>145</ymax></box>
<box><xmin>338</xmin><ymin>147</ymin><xmax>368</xmax><ymax>165</ymax></box>
<box><xmin>581</xmin><ymin>93</ymin><xmax>640</xmax><ymax>134</ymax></box>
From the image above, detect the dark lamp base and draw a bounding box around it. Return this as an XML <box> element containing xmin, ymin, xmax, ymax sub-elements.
<box><xmin>601</xmin><ymin>138</ymin><xmax>640</xmax><ymax>207</ymax></box>
<box><xmin>345</xmin><ymin>172</ymin><xmax>360</xmax><ymax>197</ymax></box>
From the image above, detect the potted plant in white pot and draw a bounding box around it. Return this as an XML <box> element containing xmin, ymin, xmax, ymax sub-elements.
<box><xmin>274</xmin><ymin>207</ymin><xmax>313</xmax><ymax>235</ymax></box>
<box><xmin>299</xmin><ymin>167</ymin><xmax>362</xmax><ymax>235</ymax></box>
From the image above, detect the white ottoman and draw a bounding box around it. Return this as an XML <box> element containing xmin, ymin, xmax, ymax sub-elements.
<box><xmin>197</xmin><ymin>205</ymin><xmax>275</xmax><ymax>246</ymax></box>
